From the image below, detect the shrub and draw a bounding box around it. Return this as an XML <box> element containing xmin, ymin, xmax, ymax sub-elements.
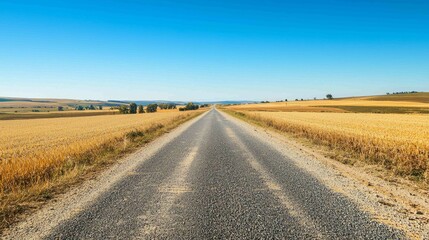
<box><xmin>118</xmin><ymin>105</ymin><xmax>130</xmax><ymax>114</ymax></box>
<box><xmin>138</xmin><ymin>105</ymin><xmax>144</xmax><ymax>113</ymax></box>
<box><xmin>185</xmin><ymin>102</ymin><xmax>199</xmax><ymax>110</ymax></box>
<box><xmin>130</xmin><ymin>103</ymin><xmax>137</xmax><ymax>114</ymax></box>
<box><xmin>146</xmin><ymin>104</ymin><xmax>158</xmax><ymax>113</ymax></box>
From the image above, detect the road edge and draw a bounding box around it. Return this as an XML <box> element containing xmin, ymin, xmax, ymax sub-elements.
<box><xmin>2</xmin><ymin>110</ymin><xmax>211</xmax><ymax>239</ymax></box>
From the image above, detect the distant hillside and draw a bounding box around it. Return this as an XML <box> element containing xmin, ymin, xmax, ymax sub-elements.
<box><xmin>108</xmin><ymin>100</ymin><xmax>186</xmax><ymax>106</ymax></box>
<box><xmin>109</xmin><ymin>100</ymin><xmax>258</xmax><ymax>105</ymax></box>
<box><xmin>363</xmin><ymin>92</ymin><xmax>429</xmax><ymax>103</ymax></box>
<box><xmin>0</xmin><ymin>97</ymin><xmax>258</xmax><ymax>109</ymax></box>
<box><xmin>196</xmin><ymin>101</ymin><xmax>258</xmax><ymax>105</ymax></box>
<box><xmin>0</xmin><ymin>97</ymin><xmax>118</xmax><ymax>109</ymax></box>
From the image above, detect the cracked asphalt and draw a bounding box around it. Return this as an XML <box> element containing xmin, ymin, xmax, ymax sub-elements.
<box><xmin>45</xmin><ymin>108</ymin><xmax>404</xmax><ymax>239</ymax></box>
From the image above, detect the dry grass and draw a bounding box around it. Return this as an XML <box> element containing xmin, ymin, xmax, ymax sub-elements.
<box><xmin>0</xmin><ymin>110</ymin><xmax>203</xmax><ymax>230</ymax></box>
<box><xmin>224</xmin><ymin>110</ymin><xmax>429</xmax><ymax>183</ymax></box>
<box><xmin>228</xmin><ymin>93</ymin><xmax>429</xmax><ymax>113</ymax></box>
<box><xmin>364</xmin><ymin>92</ymin><xmax>429</xmax><ymax>103</ymax></box>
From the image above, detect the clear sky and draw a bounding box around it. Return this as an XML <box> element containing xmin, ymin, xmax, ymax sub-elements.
<box><xmin>1</xmin><ymin>0</ymin><xmax>428</xmax><ymax>101</ymax></box>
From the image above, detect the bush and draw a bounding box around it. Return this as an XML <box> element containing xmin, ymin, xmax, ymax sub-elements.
<box><xmin>130</xmin><ymin>103</ymin><xmax>137</xmax><ymax>114</ymax></box>
<box><xmin>159</xmin><ymin>103</ymin><xmax>177</xmax><ymax>109</ymax></box>
<box><xmin>85</xmin><ymin>105</ymin><xmax>96</xmax><ymax>110</ymax></box>
<box><xmin>138</xmin><ymin>105</ymin><xmax>144</xmax><ymax>113</ymax></box>
<box><xmin>118</xmin><ymin>105</ymin><xmax>130</xmax><ymax>114</ymax></box>
<box><xmin>185</xmin><ymin>102</ymin><xmax>199</xmax><ymax>110</ymax></box>
<box><xmin>146</xmin><ymin>104</ymin><xmax>158</xmax><ymax>113</ymax></box>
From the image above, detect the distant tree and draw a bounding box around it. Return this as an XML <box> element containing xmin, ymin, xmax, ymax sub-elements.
<box><xmin>185</xmin><ymin>102</ymin><xmax>199</xmax><ymax>110</ymax></box>
<box><xmin>168</xmin><ymin>103</ymin><xmax>177</xmax><ymax>109</ymax></box>
<box><xmin>98</xmin><ymin>105</ymin><xmax>103</xmax><ymax>110</ymax></box>
<box><xmin>76</xmin><ymin>106</ymin><xmax>84</xmax><ymax>111</ymax></box>
<box><xmin>179</xmin><ymin>107</ymin><xmax>185</xmax><ymax>111</ymax></box>
<box><xmin>314</xmin><ymin>97</ymin><xmax>317</xmax><ymax>100</ymax></box>
<box><xmin>58</xmin><ymin>106</ymin><xmax>64</xmax><ymax>111</ymax></box>
<box><xmin>138</xmin><ymin>105</ymin><xmax>144</xmax><ymax>113</ymax></box>
<box><xmin>146</xmin><ymin>104</ymin><xmax>158</xmax><ymax>113</ymax></box>
<box><xmin>301</xmin><ymin>98</ymin><xmax>304</xmax><ymax>101</ymax></box>
<box><xmin>295</xmin><ymin>99</ymin><xmax>298</xmax><ymax>101</ymax></box>
<box><xmin>129</xmin><ymin>103</ymin><xmax>137</xmax><ymax>114</ymax></box>
<box><xmin>326</xmin><ymin>94</ymin><xmax>333</xmax><ymax>100</ymax></box>
<box><xmin>88</xmin><ymin>105</ymin><xmax>96</xmax><ymax>110</ymax></box>
<box><xmin>386</xmin><ymin>92</ymin><xmax>390</xmax><ymax>95</ymax></box>
<box><xmin>159</xmin><ymin>103</ymin><xmax>167</xmax><ymax>110</ymax></box>
<box><xmin>285</xmin><ymin>99</ymin><xmax>288</xmax><ymax>102</ymax></box>
<box><xmin>118</xmin><ymin>105</ymin><xmax>130</xmax><ymax>114</ymax></box>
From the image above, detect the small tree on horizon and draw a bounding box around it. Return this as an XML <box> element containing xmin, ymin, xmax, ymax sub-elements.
<box><xmin>118</xmin><ymin>105</ymin><xmax>130</xmax><ymax>114</ymax></box>
<box><xmin>326</xmin><ymin>94</ymin><xmax>333</xmax><ymax>100</ymax></box>
<box><xmin>138</xmin><ymin>105</ymin><xmax>144</xmax><ymax>113</ymax></box>
<box><xmin>129</xmin><ymin>103</ymin><xmax>137</xmax><ymax>114</ymax></box>
<box><xmin>146</xmin><ymin>104</ymin><xmax>158</xmax><ymax>113</ymax></box>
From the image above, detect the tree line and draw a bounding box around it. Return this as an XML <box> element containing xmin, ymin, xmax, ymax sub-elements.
<box><xmin>386</xmin><ymin>91</ymin><xmax>418</xmax><ymax>95</ymax></box>
<box><xmin>116</xmin><ymin>102</ymin><xmax>208</xmax><ymax>114</ymax></box>
<box><xmin>74</xmin><ymin>105</ymin><xmax>103</xmax><ymax>111</ymax></box>
<box><xmin>260</xmin><ymin>94</ymin><xmax>334</xmax><ymax>103</ymax></box>
<box><xmin>118</xmin><ymin>103</ymin><xmax>160</xmax><ymax>114</ymax></box>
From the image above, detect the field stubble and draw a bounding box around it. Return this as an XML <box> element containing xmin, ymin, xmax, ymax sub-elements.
<box><xmin>225</xmin><ymin>110</ymin><xmax>429</xmax><ymax>183</ymax></box>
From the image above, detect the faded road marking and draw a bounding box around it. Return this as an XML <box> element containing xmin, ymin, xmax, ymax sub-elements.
<box><xmin>139</xmin><ymin>147</ymin><xmax>198</xmax><ymax>238</ymax></box>
<box><xmin>225</xmin><ymin>127</ymin><xmax>325</xmax><ymax>239</ymax></box>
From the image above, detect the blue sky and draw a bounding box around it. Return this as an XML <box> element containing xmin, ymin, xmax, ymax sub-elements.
<box><xmin>1</xmin><ymin>0</ymin><xmax>428</xmax><ymax>101</ymax></box>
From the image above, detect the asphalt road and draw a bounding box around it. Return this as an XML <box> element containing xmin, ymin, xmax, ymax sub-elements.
<box><xmin>46</xmin><ymin>109</ymin><xmax>404</xmax><ymax>239</ymax></box>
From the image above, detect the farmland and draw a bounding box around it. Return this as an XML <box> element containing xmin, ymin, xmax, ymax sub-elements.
<box><xmin>223</xmin><ymin>93</ymin><xmax>429</xmax><ymax>183</ymax></box>
<box><xmin>0</xmin><ymin>109</ymin><xmax>121</xmax><ymax>120</ymax></box>
<box><xmin>227</xmin><ymin>92</ymin><xmax>429</xmax><ymax>114</ymax></box>
<box><xmin>0</xmin><ymin>110</ymin><xmax>203</xmax><ymax>228</ymax></box>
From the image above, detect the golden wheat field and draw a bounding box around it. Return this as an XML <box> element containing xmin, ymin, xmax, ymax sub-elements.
<box><xmin>231</xmin><ymin>111</ymin><xmax>429</xmax><ymax>181</ymax></box>
<box><xmin>0</xmin><ymin>111</ymin><xmax>198</xmax><ymax>194</ymax></box>
<box><xmin>228</xmin><ymin>95</ymin><xmax>429</xmax><ymax>112</ymax></box>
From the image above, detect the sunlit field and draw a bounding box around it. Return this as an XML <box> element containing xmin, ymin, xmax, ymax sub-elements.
<box><xmin>0</xmin><ymin>111</ymin><xmax>200</xmax><ymax>192</ymax></box>
<box><xmin>223</xmin><ymin>94</ymin><xmax>429</xmax><ymax>182</ymax></box>
<box><xmin>228</xmin><ymin>93</ymin><xmax>429</xmax><ymax>114</ymax></box>
<box><xmin>0</xmin><ymin>110</ymin><xmax>203</xmax><ymax>227</ymax></box>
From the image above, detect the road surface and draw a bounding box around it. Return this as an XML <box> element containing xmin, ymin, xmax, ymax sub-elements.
<box><xmin>41</xmin><ymin>109</ymin><xmax>403</xmax><ymax>239</ymax></box>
